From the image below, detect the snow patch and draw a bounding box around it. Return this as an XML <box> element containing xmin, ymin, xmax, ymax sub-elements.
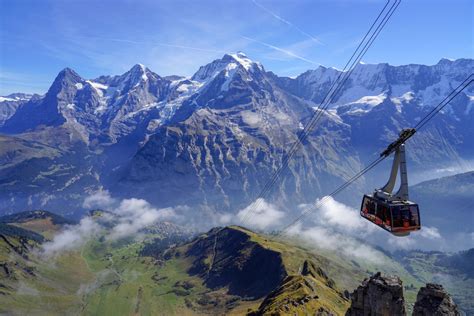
<box><xmin>344</xmin><ymin>93</ymin><xmax>386</xmax><ymax>114</ymax></box>
<box><xmin>391</xmin><ymin>92</ymin><xmax>415</xmax><ymax>112</ymax></box>
<box><xmin>353</xmin><ymin>94</ymin><xmax>386</xmax><ymax>106</ymax></box>
<box><xmin>86</xmin><ymin>80</ymin><xmax>108</xmax><ymax>90</ymax></box>
<box><xmin>241</xmin><ymin>111</ymin><xmax>261</xmax><ymax>125</ymax></box>
<box><xmin>138</xmin><ymin>64</ymin><xmax>148</xmax><ymax>81</ymax></box>
<box><xmin>75</xmin><ymin>83</ymin><xmax>84</xmax><ymax>90</ymax></box>
<box><xmin>230</xmin><ymin>52</ymin><xmax>261</xmax><ymax>72</ymax></box>
<box><xmin>86</xmin><ymin>80</ymin><xmax>108</xmax><ymax>97</ymax></box>
<box><xmin>221</xmin><ymin>63</ymin><xmax>239</xmax><ymax>91</ymax></box>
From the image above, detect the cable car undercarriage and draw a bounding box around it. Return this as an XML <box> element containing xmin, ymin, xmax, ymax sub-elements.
<box><xmin>360</xmin><ymin>129</ymin><xmax>421</xmax><ymax>237</ymax></box>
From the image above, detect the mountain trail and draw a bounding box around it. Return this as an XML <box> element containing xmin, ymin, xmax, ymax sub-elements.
<box><xmin>206</xmin><ymin>229</ymin><xmax>220</xmax><ymax>279</ymax></box>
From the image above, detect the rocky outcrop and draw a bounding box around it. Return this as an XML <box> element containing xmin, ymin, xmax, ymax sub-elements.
<box><xmin>346</xmin><ymin>272</ymin><xmax>406</xmax><ymax>316</ymax></box>
<box><xmin>412</xmin><ymin>283</ymin><xmax>460</xmax><ymax>316</ymax></box>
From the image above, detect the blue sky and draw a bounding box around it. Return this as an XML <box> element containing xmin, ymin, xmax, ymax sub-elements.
<box><xmin>0</xmin><ymin>0</ymin><xmax>472</xmax><ymax>95</ymax></box>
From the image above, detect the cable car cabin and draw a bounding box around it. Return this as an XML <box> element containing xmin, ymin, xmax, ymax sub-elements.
<box><xmin>360</xmin><ymin>194</ymin><xmax>421</xmax><ymax>236</ymax></box>
<box><xmin>360</xmin><ymin>130</ymin><xmax>422</xmax><ymax>236</ymax></box>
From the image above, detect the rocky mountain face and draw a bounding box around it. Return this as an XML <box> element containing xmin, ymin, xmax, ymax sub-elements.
<box><xmin>413</xmin><ymin>284</ymin><xmax>460</xmax><ymax>316</ymax></box>
<box><xmin>0</xmin><ymin>54</ymin><xmax>473</xmax><ymax>217</ymax></box>
<box><xmin>346</xmin><ymin>272</ymin><xmax>406</xmax><ymax>316</ymax></box>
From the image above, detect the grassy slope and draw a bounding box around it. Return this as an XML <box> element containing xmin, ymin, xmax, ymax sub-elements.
<box><xmin>81</xmin><ymin>239</ymin><xmax>207</xmax><ymax>315</ymax></box>
<box><xmin>0</xmin><ymin>225</ymin><xmax>470</xmax><ymax>315</ymax></box>
<box><xmin>0</xmin><ymin>238</ymin><xmax>94</xmax><ymax>315</ymax></box>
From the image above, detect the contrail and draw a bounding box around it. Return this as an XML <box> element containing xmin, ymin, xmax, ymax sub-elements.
<box><xmin>241</xmin><ymin>36</ymin><xmax>320</xmax><ymax>66</ymax></box>
<box><xmin>251</xmin><ymin>0</ymin><xmax>323</xmax><ymax>45</ymax></box>
<box><xmin>78</xmin><ymin>35</ymin><xmax>227</xmax><ymax>54</ymax></box>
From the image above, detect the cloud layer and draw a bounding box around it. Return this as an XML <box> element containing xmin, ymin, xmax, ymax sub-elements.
<box><xmin>285</xmin><ymin>196</ymin><xmax>447</xmax><ymax>261</ymax></box>
<box><xmin>236</xmin><ymin>198</ymin><xmax>285</xmax><ymax>230</ymax></box>
<box><xmin>42</xmin><ymin>192</ymin><xmax>180</xmax><ymax>257</ymax></box>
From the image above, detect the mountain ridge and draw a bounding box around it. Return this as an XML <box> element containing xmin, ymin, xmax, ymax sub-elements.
<box><xmin>0</xmin><ymin>54</ymin><xmax>472</xmax><ymax>223</ymax></box>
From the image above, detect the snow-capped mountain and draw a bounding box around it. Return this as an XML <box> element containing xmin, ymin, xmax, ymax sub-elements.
<box><xmin>0</xmin><ymin>93</ymin><xmax>36</xmax><ymax>127</ymax></box>
<box><xmin>0</xmin><ymin>54</ymin><xmax>472</xmax><ymax>217</ymax></box>
<box><xmin>122</xmin><ymin>53</ymin><xmax>357</xmax><ymax>209</ymax></box>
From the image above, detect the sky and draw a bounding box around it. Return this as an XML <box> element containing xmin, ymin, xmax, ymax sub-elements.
<box><xmin>0</xmin><ymin>0</ymin><xmax>472</xmax><ymax>95</ymax></box>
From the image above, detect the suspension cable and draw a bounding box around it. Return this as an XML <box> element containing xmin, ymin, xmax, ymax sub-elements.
<box><xmin>277</xmin><ymin>74</ymin><xmax>473</xmax><ymax>236</ymax></box>
<box><xmin>240</xmin><ymin>0</ymin><xmax>401</xmax><ymax>225</ymax></box>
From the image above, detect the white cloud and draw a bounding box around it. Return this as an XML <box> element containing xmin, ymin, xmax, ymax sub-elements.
<box><xmin>237</xmin><ymin>198</ymin><xmax>285</xmax><ymax>230</ymax></box>
<box><xmin>108</xmin><ymin>198</ymin><xmax>177</xmax><ymax>240</ymax></box>
<box><xmin>41</xmin><ymin>194</ymin><xmax>182</xmax><ymax>257</ymax></box>
<box><xmin>387</xmin><ymin>235</ymin><xmax>417</xmax><ymax>250</ymax></box>
<box><xmin>286</xmin><ymin>223</ymin><xmax>383</xmax><ymax>264</ymax></box>
<box><xmin>82</xmin><ymin>190</ymin><xmax>116</xmax><ymax>209</ymax></box>
<box><xmin>217</xmin><ymin>213</ymin><xmax>234</xmax><ymax>225</ymax></box>
<box><xmin>41</xmin><ymin>217</ymin><xmax>102</xmax><ymax>257</ymax></box>
<box><xmin>387</xmin><ymin>226</ymin><xmax>442</xmax><ymax>250</ymax></box>
<box><xmin>286</xmin><ymin>196</ymin><xmax>448</xmax><ymax>260</ymax></box>
<box><xmin>315</xmin><ymin>197</ymin><xmax>372</xmax><ymax>232</ymax></box>
<box><xmin>298</xmin><ymin>196</ymin><xmax>375</xmax><ymax>236</ymax></box>
<box><xmin>419</xmin><ymin>226</ymin><xmax>442</xmax><ymax>240</ymax></box>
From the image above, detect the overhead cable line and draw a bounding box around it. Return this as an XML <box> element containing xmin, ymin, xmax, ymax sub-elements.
<box><xmin>277</xmin><ymin>74</ymin><xmax>474</xmax><ymax>236</ymax></box>
<box><xmin>240</xmin><ymin>0</ymin><xmax>400</xmax><ymax>225</ymax></box>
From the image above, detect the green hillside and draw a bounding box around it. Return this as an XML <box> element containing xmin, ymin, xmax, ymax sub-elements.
<box><xmin>0</xmin><ymin>215</ymin><xmax>471</xmax><ymax>315</ymax></box>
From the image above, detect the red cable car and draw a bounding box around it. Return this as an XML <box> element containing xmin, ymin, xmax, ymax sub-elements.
<box><xmin>360</xmin><ymin>129</ymin><xmax>421</xmax><ymax>237</ymax></box>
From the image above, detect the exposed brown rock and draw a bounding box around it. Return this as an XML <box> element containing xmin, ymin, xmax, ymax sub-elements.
<box><xmin>346</xmin><ymin>272</ymin><xmax>406</xmax><ymax>316</ymax></box>
<box><xmin>412</xmin><ymin>283</ymin><xmax>460</xmax><ymax>316</ymax></box>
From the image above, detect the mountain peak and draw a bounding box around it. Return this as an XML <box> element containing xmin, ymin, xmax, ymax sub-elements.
<box><xmin>439</xmin><ymin>57</ymin><xmax>455</xmax><ymax>63</ymax></box>
<box><xmin>128</xmin><ymin>63</ymin><xmax>148</xmax><ymax>79</ymax></box>
<box><xmin>225</xmin><ymin>51</ymin><xmax>262</xmax><ymax>71</ymax></box>
<box><xmin>55</xmin><ymin>67</ymin><xmax>82</xmax><ymax>82</ymax></box>
<box><xmin>130</xmin><ymin>63</ymin><xmax>147</xmax><ymax>72</ymax></box>
<box><xmin>192</xmin><ymin>52</ymin><xmax>263</xmax><ymax>82</ymax></box>
<box><xmin>115</xmin><ymin>63</ymin><xmax>150</xmax><ymax>89</ymax></box>
<box><xmin>48</xmin><ymin>67</ymin><xmax>83</xmax><ymax>94</ymax></box>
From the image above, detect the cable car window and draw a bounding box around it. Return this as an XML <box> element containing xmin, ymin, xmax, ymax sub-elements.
<box><xmin>362</xmin><ymin>196</ymin><xmax>376</xmax><ymax>215</ymax></box>
<box><xmin>384</xmin><ymin>207</ymin><xmax>391</xmax><ymax>226</ymax></box>
<box><xmin>377</xmin><ymin>204</ymin><xmax>388</xmax><ymax>223</ymax></box>
<box><xmin>392</xmin><ymin>206</ymin><xmax>403</xmax><ymax>227</ymax></box>
<box><xmin>409</xmin><ymin>205</ymin><xmax>420</xmax><ymax>226</ymax></box>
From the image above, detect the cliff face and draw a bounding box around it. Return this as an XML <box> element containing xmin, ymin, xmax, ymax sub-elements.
<box><xmin>346</xmin><ymin>272</ymin><xmax>406</xmax><ymax>316</ymax></box>
<box><xmin>413</xmin><ymin>283</ymin><xmax>460</xmax><ymax>316</ymax></box>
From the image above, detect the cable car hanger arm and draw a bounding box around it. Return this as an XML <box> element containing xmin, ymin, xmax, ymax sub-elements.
<box><xmin>380</xmin><ymin>128</ymin><xmax>416</xmax><ymax>157</ymax></box>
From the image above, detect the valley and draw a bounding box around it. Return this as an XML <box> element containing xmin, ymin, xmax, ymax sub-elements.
<box><xmin>1</xmin><ymin>1</ymin><xmax>472</xmax><ymax>315</ymax></box>
<box><xmin>0</xmin><ymin>211</ymin><xmax>471</xmax><ymax>315</ymax></box>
